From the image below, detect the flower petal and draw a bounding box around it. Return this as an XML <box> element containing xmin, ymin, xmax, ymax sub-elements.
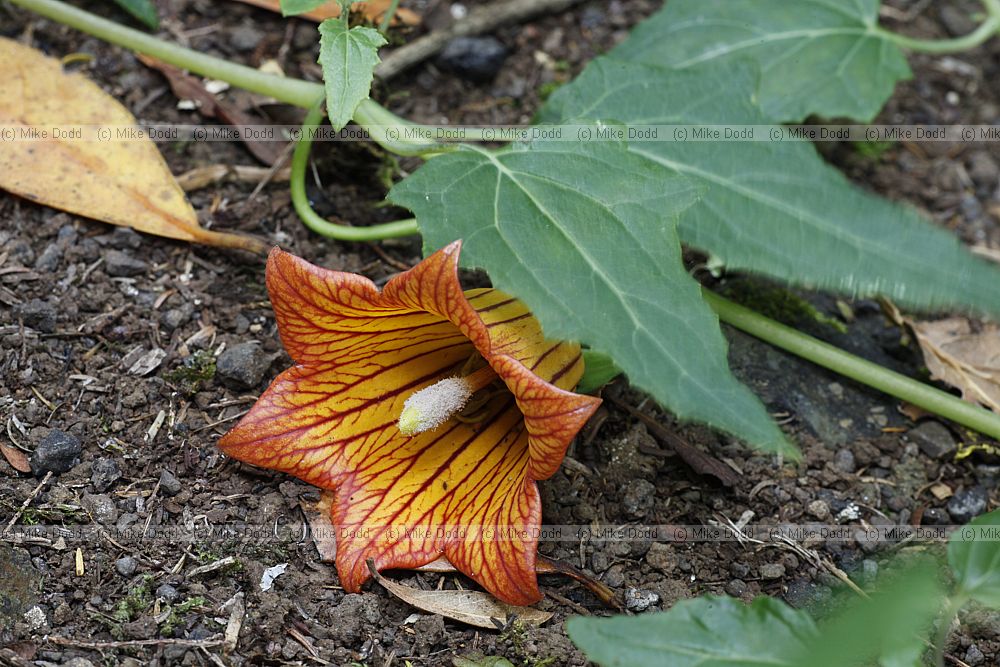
<box><xmin>219</xmin><ymin>244</ymin><xmax>600</xmax><ymax>604</ymax></box>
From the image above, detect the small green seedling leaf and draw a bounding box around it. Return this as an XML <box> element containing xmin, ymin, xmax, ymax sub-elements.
<box><xmin>577</xmin><ymin>350</ymin><xmax>621</xmax><ymax>394</ymax></box>
<box><xmin>317</xmin><ymin>20</ymin><xmax>387</xmax><ymax>130</ymax></box>
<box><xmin>542</xmin><ymin>58</ymin><xmax>1000</xmax><ymax>317</ymax></box>
<box><xmin>280</xmin><ymin>0</ymin><xmax>331</xmax><ymax>16</ymax></box>
<box><xmin>110</xmin><ymin>0</ymin><xmax>159</xmax><ymax>29</ymax></box>
<box><xmin>391</xmin><ymin>136</ymin><xmax>794</xmax><ymax>456</ymax></box>
<box><xmin>612</xmin><ymin>0</ymin><xmax>911</xmax><ymax>123</ymax></box>
<box><xmin>567</xmin><ymin>595</ymin><xmax>816</xmax><ymax>666</ymax></box>
<box><xmin>949</xmin><ymin>508</ymin><xmax>1000</xmax><ymax>608</ymax></box>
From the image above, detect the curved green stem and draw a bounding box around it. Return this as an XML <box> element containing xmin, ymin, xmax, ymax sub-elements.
<box><xmin>291</xmin><ymin>104</ymin><xmax>419</xmax><ymax>240</ymax></box>
<box><xmin>6</xmin><ymin>0</ymin><xmax>474</xmax><ymax>156</ymax></box>
<box><xmin>704</xmin><ymin>291</ymin><xmax>1000</xmax><ymax>441</ymax></box>
<box><xmin>878</xmin><ymin>0</ymin><xmax>1000</xmax><ymax>53</ymax></box>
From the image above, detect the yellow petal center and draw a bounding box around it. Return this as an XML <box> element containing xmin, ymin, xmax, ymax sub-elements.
<box><xmin>397</xmin><ymin>364</ymin><xmax>498</xmax><ymax>436</ymax></box>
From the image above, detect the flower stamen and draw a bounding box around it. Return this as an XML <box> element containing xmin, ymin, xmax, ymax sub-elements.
<box><xmin>397</xmin><ymin>364</ymin><xmax>498</xmax><ymax>435</ymax></box>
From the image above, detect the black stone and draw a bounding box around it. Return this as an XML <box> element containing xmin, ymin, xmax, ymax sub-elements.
<box><xmin>30</xmin><ymin>430</ymin><xmax>82</xmax><ymax>475</ymax></box>
<box><xmin>436</xmin><ymin>37</ymin><xmax>508</xmax><ymax>82</ymax></box>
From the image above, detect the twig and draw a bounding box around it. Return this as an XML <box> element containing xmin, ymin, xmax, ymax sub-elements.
<box><xmin>5</xmin><ymin>472</ymin><xmax>52</xmax><ymax>531</ymax></box>
<box><xmin>47</xmin><ymin>635</ymin><xmax>226</xmax><ymax>649</ymax></box>
<box><xmin>375</xmin><ymin>0</ymin><xmax>587</xmax><ymax>80</ymax></box>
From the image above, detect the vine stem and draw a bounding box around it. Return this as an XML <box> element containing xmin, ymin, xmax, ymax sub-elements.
<box><xmin>290</xmin><ymin>103</ymin><xmax>419</xmax><ymax>240</ymax></box>
<box><xmin>704</xmin><ymin>291</ymin><xmax>1000</xmax><ymax>442</ymax></box>
<box><xmin>879</xmin><ymin>0</ymin><xmax>1000</xmax><ymax>53</ymax></box>
<box><xmin>4</xmin><ymin>0</ymin><xmax>485</xmax><ymax>153</ymax></box>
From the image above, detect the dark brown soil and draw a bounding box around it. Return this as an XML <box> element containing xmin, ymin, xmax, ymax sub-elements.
<box><xmin>1</xmin><ymin>1</ymin><xmax>999</xmax><ymax>666</ymax></box>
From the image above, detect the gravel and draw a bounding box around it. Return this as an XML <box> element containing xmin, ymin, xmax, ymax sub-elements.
<box><xmin>91</xmin><ymin>458</ymin><xmax>122</xmax><ymax>492</ymax></box>
<box><xmin>908</xmin><ymin>421</ymin><xmax>957</xmax><ymax>460</ymax></box>
<box><xmin>947</xmin><ymin>486</ymin><xmax>989</xmax><ymax>523</ymax></box>
<box><xmin>115</xmin><ymin>556</ymin><xmax>138</xmax><ymax>577</ymax></box>
<box><xmin>436</xmin><ymin>36</ymin><xmax>509</xmax><ymax>81</ymax></box>
<box><xmin>103</xmin><ymin>250</ymin><xmax>149</xmax><ymax>277</ymax></box>
<box><xmin>216</xmin><ymin>342</ymin><xmax>273</xmax><ymax>389</ymax></box>
<box><xmin>14</xmin><ymin>298</ymin><xmax>57</xmax><ymax>333</ymax></box>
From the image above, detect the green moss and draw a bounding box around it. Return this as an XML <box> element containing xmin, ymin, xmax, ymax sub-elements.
<box><xmin>112</xmin><ymin>574</ymin><xmax>154</xmax><ymax>625</ymax></box>
<box><xmin>854</xmin><ymin>139</ymin><xmax>896</xmax><ymax>160</ymax></box>
<box><xmin>720</xmin><ymin>281</ymin><xmax>848</xmax><ymax>334</ymax></box>
<box><xmin>165</xmin><ymin>349</ymin><xmax>216</xmax><ymax>394</ymax></box>
<box><xmin>160</xmin><ymin>595</ymin><xmax>206</xmax><ymax>635</ymax></box>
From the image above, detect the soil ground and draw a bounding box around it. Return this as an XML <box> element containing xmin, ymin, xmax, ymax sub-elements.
<box><xmin>1</xmin><ymin>0</ymin><xmax>1000</xmax><ymax>666</ymax></box>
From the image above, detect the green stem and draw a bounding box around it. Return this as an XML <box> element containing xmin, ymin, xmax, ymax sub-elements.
<box><xmin>704</xmin><ymin>291</ymin><xmax>1000</xmax><ymax>441</ymax></box>
<box><xmin>6</xmin><ymin>0</ymin><xmax>464</xmax><ymax>155</ymax></box>
<box><xmin>378</xmin><ymin>0</ymin><xmax>402</xmax><ymax>33</ymax></box>
<box><xmin>879</xmin><ymin>0</ymin><xmax>1000</xmax><ymax>53</ymax></box>
<box><xmin>291</xmin><ymin>104</ymin><xmax>419</xmax><ymax>240</ymax></box>
<box><xmin>931</xmin><ymin>594</ymin><xmax>966</xmax><ymax>667</ymax></box>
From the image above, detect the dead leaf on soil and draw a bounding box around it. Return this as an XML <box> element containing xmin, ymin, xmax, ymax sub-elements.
<box><xmin>0</xmin><ymin>443</ymin><xmax>31</xmax><ymax>474</ymax></box>
<box><xmin>0</xmin><ymin>38</ymin><xmax>265</xmax><ymax>253</ymax></box>
<box><xmin>905</xmin><ymin>317</ymin><xmax>1000</xmax><ymax>413</ymax></box>
<box><xmin>137</xmin><ymin>55</ymin><xmax>286</xmax><ymax>166</ymax></box>
<box><xmin>230</xmin><ymin>0</ymin><xmax>420</xmax><ymax>25</ymax></box>
<box><xmin>366</xmin><ymin>559</ymin><xmax>553</xmax><ymax>629</ymax></box>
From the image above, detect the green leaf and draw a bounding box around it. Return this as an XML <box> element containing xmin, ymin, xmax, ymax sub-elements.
<box><xmin>110</xmin><ymin>0</ymin><xmax>159</xmax><ymax>29</ymax></box>
<box><xmin>611</xmin><ymin>0</ymin><xmax>910</xmax><ymax>123</ymax></box>
<box><xmin>317</xmin><ymin>20</ymin><xmax>386</xmax><ymax>130</ymax></box>
<box><xmin>390</xmin><ymin>138</ymin><xmax>794</xmax><ymax>456</ymax></box>
<box><xmin>280</xmin><ymin>0</ymin><xmax>330</xmax><ymax>16</ymax></box>
<box><xmin>801</xmin><ymin>559</ymin><xmax>942</xmax><ymax>667</ymax></box>
<box><xmin>949</xmin><ymin>508</ymin><xmax>1000</xmax><ymax>607</ymax></box>
<box><xmin>567</xmin><ymin>596</ymin><xmax>817</xmax><ymax>667</ymax></box>
<box><xmin>541</xmin><ymin>59</ymin><xmax>1000</xmax><ymax>316</ymax></box>
<box><xmin>577</xmin><ymin>350</ymin><xmax>621</xmax><ymax>394</ymax></box>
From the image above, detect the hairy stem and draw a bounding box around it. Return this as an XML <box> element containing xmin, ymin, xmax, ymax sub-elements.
<box><xmin>705</xmin><ymin>291</ymin><xmax>1000</xmax><ymax>441</ymax></box>
<box><xmin>290</xmin><ymin>104</ymin><xmax>419</xmax><ymax>240</ymax></box>
<box><xmin>879</xmin><ymin>0</ymin><xmax>1000</xmax><ymax>53</ymax></box>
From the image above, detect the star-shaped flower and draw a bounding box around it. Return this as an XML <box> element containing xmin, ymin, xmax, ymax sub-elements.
<box><xmin>219</xmin><ymin>241</ymin><xmax>601</xmax><ymax>604</ymax></box>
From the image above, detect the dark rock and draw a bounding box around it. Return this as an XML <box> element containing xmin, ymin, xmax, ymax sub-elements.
<box><xmin>759</xmin><ymin>563</ymin><xmax>785</xmax><ymax>579</ymax></box>
<box><xmin>0</xmin><ymin>546</ymin><xmax>40</xmax><ymax>641</ymax></box>
<box><xmin>591</xmin><ymin>551</ymin><xmax>609</xmax><ymax>573</ymax></box>
<box><xmin>621</xmin><ymin>479</ymin><xmax>656</xmax><ymax>518</ymax></box>
<box><xmin>833</xmin><ymin>448</ymin><xmax>856</xmax><ymax>473</ymax></box>
<box><xmin>964</xmin><ymin>645</ymin><xmax>985</xmax><ymax>666</ymax></box>
<box><xmin>725</xmin><ymin>579</ymin><xmax>747</xmax><ymax>597</ymax></box>
<box><xmin>730</xmin><ymin>561</ymin><xmax>750</xmax><ymax>578</ymax></box>
<box><xmin>14</xmin><ymin>298</ymin><xmax>57</xmax><ymax>333</ymax></box>
<box><xmin>161</xmin><ymin>307</ymin><xmax>191</xmax><ymax>332</ymax></box>
<box><xmin>124</xmin><ymin>616</ymin><xmax>157</xmax><ymax>639</ymax></box>
<box><xmin>216</xmin><ymin>342</ymin><xmax>272</xmax><ymax>388</ymax></box>
<box><xmin>908</xmin><ymin>421</ymin><xmax>957</xmax><ymax>460</ymax></box>
<box><xmin>30</xmin><ymin>429</ymin><xmax>82</xmax><ymax>475</ymax></box>
<box><xmin>436</xmin><ymin>36</ymin><xmax>508</xmax><ymax>82</ymax></box>
<box><xmin>108</xmin><ymin>227</ymin><xmax>141</xmax><ymax>249</ymax></box>
<box><xmin>104</xmin><ymin>249</ymin><xmax>148</xmax><ymax>277</ymax></box>
<box><xmin>159</xmin><ymin>469</ymin><xmax>182</xmax><ymax>497</ymax></box>
<box><xmin>947</xmin><ymin>486</ymin><xmax>989</xmax><ymax>524</ymax></box>
<box><xmin>91</xmin><ymin>458</ymin><xmax>122</xmax><ymax>492</ymax></box>
<box><xmin>115</xmin><ymin>556</ymin><xmax>138</xmax><ymax>577</ymax></box>
<box><xmin>156</xmin><ymin>583</ymin><xmax>180</xmax><ymax>603</ymax></box>
<box><xmin>230</xmin><ymin>25</ymin><xmax>263</xmax><ymax>52</ymax></box>
<box><xmin>922</xmin><ymin>507</ymin><xmax>951</xmax><ymax>525</ymax></box>
<box><xmin>604</xmin><ymin>563</ymin><xmax>626</xmax><ymax>588</ymax></box>
<box><xmin>34</xmin><ymin>243</ymin><xmax>63</xmax><ymax>272</ymax></box>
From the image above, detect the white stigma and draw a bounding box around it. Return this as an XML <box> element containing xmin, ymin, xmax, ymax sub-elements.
<box><xmin>397</xmin><ymin>377</ymin><xmax>473</xmax><ymax>436</ymax></box>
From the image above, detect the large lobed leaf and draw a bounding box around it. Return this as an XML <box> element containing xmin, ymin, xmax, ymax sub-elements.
<box><xmin>612</xmin><ymin>0</ymin><xmax>910</xmax><ymax>123</ymax></box>
<box><xmin>318</xmin><ymin>20</ymin><xmax>386</xmax><ymax>130</ymax></box>
<box><xmin>390</xmin><ymin>138</ymin><xmax>793</xmax><ymax>455</ymax></box>
<box><xmin>949</xmin><ymin>508</ymin><xmax>1000</xmax><ymax>608</ymax></box>
<box><xmin>569</xmin><ymin>561</ymin><xmax>942</xmax><ymax>667</ymax></box>
<box><xmin>541</xmin><ymin>58</ymin><xmax>1000</xmax><ymax>316</ymax></box>
<box><xmin>567</xmin><ymin>596</ymin><xmax>817</xmax><ymax>667</ymax></box>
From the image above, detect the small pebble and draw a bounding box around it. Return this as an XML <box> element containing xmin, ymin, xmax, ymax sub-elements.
<box><xmin>156</xmin><ymin>583</ymin><xmax>180</xmax><ymax>603</ymax></box>
<box><xmin>30</xmin><ymin>429</ymin><xmax>82</xmax><ymax>475</ymax></box>
<box><xmin>725</xmin><ymin>579</ymin><xmax>747</xmax><ymax>597</ymax></box>
<box><xmin>436</xmin><ymin>36</ymin><xmax>508</xmax><ymax>81</ymax></box>
<box><xmin>104</xmin><ymin>249</ymin><xmax>148</xmax><ymax>277</ymax></box>
<box><xmin>807</xmin><ymin>499</ymin><xmax>830</xmax><ymax>520</ymax></box>
<box><xmin>645</xmin><ymin>542</ymin><xmax>677</xmax><ymax>573</ymax></box>
<box><xmin>621</xmin><ymin>479</ymin><xmax>656</xmax><ymax>518</ymax></box>
<box><xmin>115</xmin><ymin>556</ymin><xmax>138</xmax><ymax>577</ymax></box>
<box><xmin>908</xmin><ymin>421</ymin><xmax>957</xmax><ymax>460</ymax></box>
<box><xmin>159</xmin><ymin>469</ymin><xmax>182</xmax><ymax>497</ymax></box>
<box><xmin>964</xmin><ymin>645</ymin><xmax>985</xmax><ymax>666</ymax></box>
<box><xmin>947</xmin><ymin>486</ymin><xmax>989</xmax><ymax>524</ymax></box>
<box><xmin>216</xmin><ymin>342</ymin><xmax>273</xmax><ymax>388</ymax></box>
<box><xmin>833</xmin><ymin>448</ymin><xmax>855</xmax><ymax>473</ymax></box>
<box><xmin>14</xmin><ymin>298</ymin><xmax>57</xmax><ymax>333</ymax></box>
<box><xmin>91</xmin><ymin>458</ymin><xmax>122</xmax><ymax>492</ymax></box>
<box><xmin>759</xmin><ymin>563</ymin><xmax>785</xmax><ymax>579</ymax></box>
<box><xmin>623</xmin><ymin>587</ymin><xmax>659</xmax><ymax>612</ymax></box>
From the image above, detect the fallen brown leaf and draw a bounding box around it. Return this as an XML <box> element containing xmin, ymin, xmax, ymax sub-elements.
<box><xmin>0</xmin><ymin>38</ymin><xmax>265</xmax><ymax>253</ymax></box>
<box><xmin>907</xmin><ymin>317</ymin><xmax>1000</xmax><ymax>413</ymax></box>
<box><xmin>177</xmin><ymin>164</ymin><xmax>290</xmax><ymax>191</ymax></box>
<box><xmin>137</xmin><ymin>55</ymin><xmax>286</xmax><ymax>166</ymax></box>
<box><xmin>366</xmin><ymin>559</ymin><xmax>553</xmax><ymax>629</ymax></box>
<box><xmin>231</xmin><ymin>0</ymin><xmax>420</xmax><ymax>25</ymax></box>
<box><xmin>0</xmin><ymin>443</ymin><xmax>31</xmax><ymax>473</ymax></box>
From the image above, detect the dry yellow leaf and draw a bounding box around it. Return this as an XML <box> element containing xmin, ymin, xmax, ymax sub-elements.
<box><xmin>0</xmin><ymin>37</ymin><xmax>265</xmax><ymax>253</ymax></box>
<box><xmin>909</xmin><ymin>317</ymin><xmax>1000</xmax><ymax>413</ymax></box>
